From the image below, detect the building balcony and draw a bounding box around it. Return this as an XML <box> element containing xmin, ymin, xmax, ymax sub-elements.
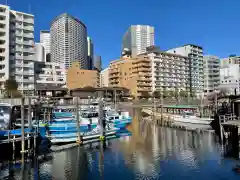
<box><xmin>15</xmin><ymin>70</ymin><xmax>34</xmax><ymax>76</ymax></box>
<box><xmin>0</xmin><ymin>26</ymin><xmax>5</xmax><ymax>32</ymax></box>
<box><xmin>24</xmin><ymin>55</ymin><xmax>35</xmax><ymax>61</ymax></box>
<box><xmin>15</xmin><ymin>63</ymin><xmax>34</xmax><ymax>68</ymax></box>
<box><xmin>138</xmin><ymin>83</ymin><xmax>151</xmax><ymax>87</ymax></box>
<box><xmin>16</xmin><ymin>55</ymin><xmax>23</xmax><ymax>59</ymax></box>
<box><xmin>15</xmin><ymin>47</ymin><xmax>23</xmax><ymax>52</ymax></box>
<box><xmin>16</xmin><ymin>24</ymin><xmax>23</xmax><ymax>29</ymax></box>
<box><xmin>0</xmin><ymin>52</ymin><xmax>5</xmax><ymax>57</ymax></box>
<box><xmin>23</xmin><ymin>18</ymin><xmax>34</xmax><ymax>24</ymax></box>
<box><xmin>0</xmin><ymin>19</ymin><xmax>6</xmax><ymax>24</ymax></box>
<box><xmin>0</xmin><ymin>12</ymin><xmax>6</xmax><ymax>16</ymax></box>
<box><xmin>16</xmin><ymin>32</ymin><xmax>23</xmax><ymax>37</ymax></box>
<box><xmin>23</xmin><ymin>48</ymin><xmax>35</xmax><ymax>53</ymax></box>
<box><xmin>138</xmin><ymin>78</ymin><xmax>152</xmax><ymax>82</ymax></box>
<box><xmin>23</xmin><ymin>33</ymin><xmax>34</xmax><ymax>39</ymax></box>
<box><xmin>137</xmin><ymin>87</ymin><xmax>151</xmax><ymax>92</ymax></box>
<box><xmin>23</xmin><ymin>41</ymin><xmax>33</xmax><ymax>46</ymax></box>
<box><xmin>0</xmin><ymin>68</ymin><xmax>6</xmax><ymax>73</ymax></box>
<box><xmin>132</xmin><ymin>68</ymin><xmax>151</xmax><ymax>73</ymax></box>
<box><xmin>16</xmin><ymin>39</ymin><xmax>23</xmax><ymax>44</ymax></box>
<box><xmin>16</xmin><ymin>78</ymin><xmax>35</xmax><ymax>83</ymax></box>
<box><xmin>23</xmin><ymin>26</ymin><xmax>34</xmax><ymax>31</ymax></box>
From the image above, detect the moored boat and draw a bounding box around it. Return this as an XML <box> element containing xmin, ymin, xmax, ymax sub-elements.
<box><xmin>173</xmin><ymin>111</ymin><xmax>213</xmax><ymax>125</ymax></box>
<box><xmin>0</xmin><ymin>103</ymin><xmax>43</xmax><ymax>159</ymax></box>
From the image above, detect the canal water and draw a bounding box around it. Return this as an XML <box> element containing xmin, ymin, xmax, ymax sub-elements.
<box><xmin>1</xmin><ymin>108</ymin><xmax>240</xmax><ymax>179</ymax></box>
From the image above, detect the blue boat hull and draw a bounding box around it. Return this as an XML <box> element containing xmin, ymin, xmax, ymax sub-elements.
<box><xmin>110</xmin><ymin>118</ymin><xmax>132</xmax><ymax>129</ymax></box>
<box><xmin>36</xmin><ymin>114</ymin><xmax>132</xmax><ymax>143</ymax></box>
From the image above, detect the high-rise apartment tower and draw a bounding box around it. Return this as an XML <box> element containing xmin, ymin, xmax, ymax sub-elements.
<box><xmin>40</xmin><ymin>30</ymin><xmax>50</xmax><ymax>62</ymax></box>
<box><xmin>122</xmin><ymin>25</ymin><xmax>154</xmax><ymax>57</ymax></box>
<box><xmin>50</xmin><ymin>13</ymin><xmax>88</xmax><ymax>69</ymax></box>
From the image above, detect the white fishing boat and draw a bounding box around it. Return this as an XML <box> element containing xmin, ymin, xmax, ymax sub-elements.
<box><xmin>173</xmin><ymin>111</ymin><xmax>213</xmax><ymax>125</ymax></box>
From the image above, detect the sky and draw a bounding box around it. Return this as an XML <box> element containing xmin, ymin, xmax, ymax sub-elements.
<box><xmin>1</xmin><ymin>0</ymin><xmax>240</xmax><ymax>68</ymax></box>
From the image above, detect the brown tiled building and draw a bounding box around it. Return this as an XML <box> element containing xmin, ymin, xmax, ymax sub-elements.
<box><xmin>109</xmin><ymin>56</ymin><xmax>152</xmax><ymax>98</ymax></box>
<box><xmin>67</xmin><ymin>62</ymin><xmax>100</xmax><ymax>90</ymax></box>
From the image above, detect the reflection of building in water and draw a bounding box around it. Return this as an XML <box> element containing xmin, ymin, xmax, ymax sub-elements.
<box><xmin>51</xmin><ymin>147</ymin><xmax>88</xmax><ymax>180</ymax></box>
<box><xmin>52</xmin><ymin>152</ymin><xmax>66</xmax><ymax>180</ymax></box>
<box><xmin>121</xmin><ymin>108</ymin><xmax>215</xmax><ymax>166</ymax></box>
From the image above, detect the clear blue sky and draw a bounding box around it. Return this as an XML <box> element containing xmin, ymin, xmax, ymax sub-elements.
<box><xmin>1</xmin><ymin>0</ymin><xmax>240</xmax><ymax>68</ymax></box>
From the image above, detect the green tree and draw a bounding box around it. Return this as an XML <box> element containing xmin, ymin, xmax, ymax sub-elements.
<box><xmin>152</xmin><ymin>91</ymin><xmax>161</xmax><ymax>98</ymax></box>
<box><xmin>4</xmin><ymin>78</ymin><xmax>20</xmax><ymax>98</ymax></box>
<box><xmin>163</xmin><ymin>88</ymin><xmax>170</xmax><ymax>98</ymax></box>
<box><xmin>168</xmin><ymin>90</ymin><xmax>175</xmax><ymax>98</ymax></box>
<box><xmin>140</xmin><ymin>91</ymin><xmax>150</xmax><ymax>98</ymax></box>
<box><xmin>174</xmin><ymin>88</ymin><xmax>179</xmax><ymax>99</ymax></box>
<box><xmin>179</xmin><ymin>90</ymin><xmax>188</xmax><ymax>98</ymax></box>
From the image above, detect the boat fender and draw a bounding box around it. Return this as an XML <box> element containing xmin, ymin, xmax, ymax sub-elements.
<box><xmin>99</xmin><ymin>136</ymin><xmax>105</xmax><ymax>140</ymax></box>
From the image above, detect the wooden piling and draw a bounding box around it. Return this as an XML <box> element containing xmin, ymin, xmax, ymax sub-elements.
<box><xmin>98</xmin><ymin>91</ymin><xmax>105</xmax><ymax>140</ymax></box>
<box><xmin>75</xmin><ymin>96</ymin><xmax>81</xmax><ymax>144</ymax></box>
<box><xmin>21</xmin><ymin>97</ymin><xmax>25</xmax><ymax>154</ymax></box>
<box><xmin>27</xmin><ymin>97</ymin><xmax>31</xmax><ymax>150</ymax></box>
<box><xmin>160</xmin><ymin>92</ymin><xmax>163</xmax><ymax>121</ymax></box>
<box><xmin>12</xmin><ymin>135</ymin><xmax>15</xmax><ymax>160</ymax></box>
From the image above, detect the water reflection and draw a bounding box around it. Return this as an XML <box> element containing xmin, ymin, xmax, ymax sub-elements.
<box><xmin>1</xmin><ymin>107</ymin><xmax>240</xmax><ymax>180</ymax></box>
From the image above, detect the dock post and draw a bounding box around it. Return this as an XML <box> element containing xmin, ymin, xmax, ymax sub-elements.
<box><xmin>160</xmin><ymin>91</ymin><xmax>163</xmax><ymax>121</ymax></box>
<box><xmin>12</xmin><ymin>134</ymin><xmax>15</xmax><ymax>160</ymax></box>
<box><xmin>76</xmin><ymin>96</ymin><xmax>81</xmax><ymax>144</ymax></box>
<box><xmin>43</xmin><ymin>109</ymin><xmax>46</xmax><ymax>123</ymax></box>
<box><xmin>27</xmin><ymin>97</ymin><xmax>32</xmax><ymax>150</ymax></box>
<box><xmin>99</xmin><ymin>140</ymin><xmax>105</xmax><ymax>177</ymax></box>
<box><xmin>114</xmin><ymin>90</ymin><xmax>117</xmax><ymax>109</ymax></box>
<box><xmin>99</xmin><ymin>91</ymin><xmax>105</xmax><ymax>140</ymax></box>
<box><xmin>21</xmin><ymin>97</ymin><xmax>26</xmax><ymax>154</ymax></box>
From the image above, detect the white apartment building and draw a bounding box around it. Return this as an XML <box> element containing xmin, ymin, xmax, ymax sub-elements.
<box><xmin>100</xmin><ymin>68</ymin><xmax>109</xmax><ymax>87</ymax></box>
<box><xmin>11</xmin><ymin>9</ymin><xmax>35</xmax><ymax>95</ymax></box>
<box><xmin>220</xmin><ymin>55</ymin><xmax>240</xmax><ymax>67</ymax></box>
<box><xmin>220</xmin><ymin>64</ymin><xmax>240</xmax><ymax>95</ymax></box>
<box><xmin>0</xmin><ymin>5</ymin><xmax>10</xmax><ymax>90</ymax></box>
<box><xmin>147</xmin><ymin>51</ymin><xmax>190</xmax><ymax>93</ymax></box>
<box><xmin>40</xmin><ymin>30</ymin><xmax>50</xmax><ymax>62</ymax></box>
<box><xmin>167</xmin><ymin>44</ymin><xmax>204</xmax><ymax>96</ymax></box>
<box><xmin>122</xmin><ymin>25</ymin><xmax>154</xmax><ymax>57</ymax></box>
<box><xmin>51</xmin><ymin>13</ymin><xmax>88</xmax><ymax>69</ymax></box>
<box><xmin>203</xmin><ymin>55</ymin><xmax>220</xmax><ymax>93</ymax></box>
<box><xmin>35</xmin><ymin>42</ymin><xmax>44</xmax><ymax>62</ymax></box>
<box><xmin>0</xmin><ymin>5</ymin><xmax>35</xmax><ymax>95</ymax></box>
<box><xmin>35</xmin><ymin>62</ymin><xmax>65</xmax><ymax>85</ymax></box>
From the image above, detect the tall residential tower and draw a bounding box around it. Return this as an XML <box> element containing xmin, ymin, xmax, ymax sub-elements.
<box><xmin>40</xmin><ymin>30</ymin><xmax>51</xmax><ymax>62</ymax></box>
<box><xmin>203</xmin><ymin>55</ymin><xmax>220</xmax><ymax>93</ymax></box>
<box><xmin>122</xmin><ymin>25</ymin><xmax>154</xmax><ymax>57</ymax></box>
<box><xmin>0</xmin><ymin>4</ymin><xmax>36</xmax><ymax>95</ymax></box>
<box><xmin>167</xmin><ymin>44</ymin><xmax>204</xmax><ymax>96</ymax></box>
<box><xmin>50</xmin><ymin>13</ymin><xmax>88</xmax><ymax>69</ymax></box>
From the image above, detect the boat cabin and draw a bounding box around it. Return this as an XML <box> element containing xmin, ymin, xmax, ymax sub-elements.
<box><xmin>81</xmin><ymin>111</ymin><xmax>98</xmax><ymax>118</ymax></box>
<box><xmin>181</xmin><ymin>111</ymin><xmax>195</xmax><ymax>118</ymax></box>
<box><xmin>0</xmin><ymin>103</ymin><xmax>35</xmax><ymax>130</ymax></box>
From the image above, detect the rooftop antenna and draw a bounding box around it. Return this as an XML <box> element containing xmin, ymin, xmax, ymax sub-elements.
<box><xmin>5</xmin><ymin>0</ymin><xmax>8</xmax><ymax>5</ymax></box>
